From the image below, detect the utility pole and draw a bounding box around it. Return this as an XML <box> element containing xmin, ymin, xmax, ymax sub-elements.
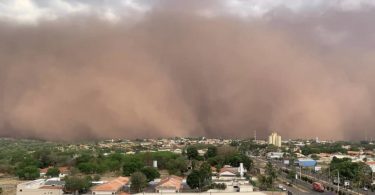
<box><xmin>337</xmin><ymin>171</ymin><xmax>340</xmax><ymax>193</ymax></box>
<box><xmin>328</xmin><ymin>167</ymin><xmax>330</xmax><ymax>180</ymax></box>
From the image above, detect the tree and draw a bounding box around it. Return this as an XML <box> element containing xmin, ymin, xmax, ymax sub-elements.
<box><xmin>310</xmin><ymin>154</ymin><xmax>320</xmax><ymax>160</ymax></box>
<box><xmin>205</xmin><ymin>146</ymin><xmax>217</xmax><ymax>158</ymax></box>
<box><xmin>64</xmin><ymin>176</ymin><xmax>92</xmax><ymax>195</ymax></box>
<box><xmin>16</xmin><ymin>166</ymin><xmax>40</xmax><ymax>180</ymax></box>
<box><xmin>77</xmin><ymin>162</ymin><xmax>96</xmax><ymax>174</ymax></box>
<box><xmin>199</xmin><ymin>162</ymin><xmax>212</xmax><ymax>187</ymax></box>
<box><xmin>93</xmin><ymin>174</ymin><xmax>101</xmax><ymax>181</ymax></box>
<box><xmin>130</xmin><ymin>172</ymin><xmax>147</xmax><ymax>193</ymax></box>
<box><xmin>265</xmin><ymin>162</ymin><xmax>277</xmax><ymax>184</ymax></box>
<box><xmin>258</xmin><ymin>162</ymin><xmax>278</xmax><ymax>190</ymax></box>
<box><xmin>187</xmin><ymin>170</ymin><xmax>201</xmax><ymax>190</ymax></box>
<box><xmin>141</xmin><ymin>167</ymin><xmax>160</xmax><ymax>182</ymax></box>
<box><xmin>186</xmin><ymin>146</ymin><xmax>199</xmax><ymax>160</ymax></box>
<box><xmin>287</xmin><ymin>167</ymin><xmax>296</xmax><ymax>183</ymax></box>
<box><xmin>241</xmin><ymin>155</ymin><xmax>253</xmax><ymax>171</ymax></box>
<box><xmin>123</xmin><ymin>157</ymin><xmax>144</xmax><ymax>176</ymax></box>
<box><xmin>46</xmin><ymin>167</ymin><xmax>60</xmax><ymax>177</ymax></box>
<box><xmin>166</xmin><ymin>157</ymin><xmax>188</xmax><ymax>176</ymax></box>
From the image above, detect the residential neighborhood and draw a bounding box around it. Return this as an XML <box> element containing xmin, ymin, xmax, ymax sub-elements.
<box><xmin>0</xmin><ymin>134</ymin><xmax>373</xmax><ymax>195</ymax></box>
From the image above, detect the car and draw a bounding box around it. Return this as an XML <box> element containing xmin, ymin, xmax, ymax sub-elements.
<box><xmin>278</xmin><ymin>184</ymin><xmax>286</xmax><ymax>191</ymax></box>
<box><xmin>363</xmin><ymin>187</ymin><xmax>368</xmax><ymax>191</ymax></box>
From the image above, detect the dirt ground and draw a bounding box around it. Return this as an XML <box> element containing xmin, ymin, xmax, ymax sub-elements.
<box><xmin>0</xmin><ymin>177</ymin><xmax>23</xmax><ymax>195</ymax></box>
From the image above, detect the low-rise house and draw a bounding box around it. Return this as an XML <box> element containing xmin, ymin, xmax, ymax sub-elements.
<box><xmin>198</xmin><ymin>149</ymin><xmax>207</xmax><ymax>156</ymax></box>
<box><xmin>91</xmin><ymin>176</ymin><xmax>129</xmax><ymax>195</ymax></box>
<box><xmin>17</xmin><ymin>178</ymin><xmax>64</xmax><ymax>195</ymax></box>
<box><xmin>155</xmin><ymin>175</ymin><xmax>183</xmax><ymax>193</ymax></box>
<box><xmin>40</xmin><ymin>166</ymin><xmax>70</xmax><ymax>178</ymax></box>
<box><xmin>215</xmin><ymin>164</ymin><xmax>247</xmax><ymax>180</ymax></box>
<box><xmin>173</xmin><ymin>149</ymin><xmax>182</xmax><ymax>154</ymax></box>
<box><xmin>347</xmin><ymin>151</ymin><xmax>362</xmax><ymax>157</ymax></box>
<box><xmin>266</xmin><ymin>152</ymin><xmax>284</xmax><ymax>159</ymax></box>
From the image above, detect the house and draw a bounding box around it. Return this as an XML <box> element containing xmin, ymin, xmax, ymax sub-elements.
<box><xmin>40</xmin><ymin>166</ymin><xmax>70</xmax><ymax>178</ymax></box>
<box><xmin>216</xmin><ymin>164</ymin><xmax>246</xmax><ymax>180</ymax></box>
<box><xmin>91</xmin><ymin>177</ymin><xmax>129</xmax><ymax>195</ymax></box>
<box><xmin>155</xmin><ymin>175</ymin><xmax>183</xmax><ymax>193</ymax></box>
<box><xmin>17</xmin><ymin>178</ymin><xmax>65</xmax><ymax>195</ymax></box>
<box><xmin>347</xmin><ymin>151</ymin><xmax>362</xmax><ymax>157</ymax></box>
<box><xmin>266</xmin><ymin>152</ymin><xmax>284</xmax><ymax>159</ymax></box>
<box><xmin>198</xmin><ymin>149</ymin><xmax>207</xmax><ymax>156</ymax></box>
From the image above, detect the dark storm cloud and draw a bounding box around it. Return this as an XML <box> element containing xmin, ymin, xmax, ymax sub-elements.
<box><xmin>0</xmin><ymin>1</ymin><xmax>375</xmax><ymax>141</ymax></box>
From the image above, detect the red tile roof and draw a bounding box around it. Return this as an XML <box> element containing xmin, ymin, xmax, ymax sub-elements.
<box><xmin>219</xmin><ymin>167</ymin><xmax>238</xmax><ymax>174</ymax></box>
<box><xmin>92</xmin><ymin>177</ymin><xmax>129</xmax><ymax>192</ymax></box>
<box><xmin>156</xmin><ymin>175</ymin><xmax>183</xmax><ymax>191</ymax></box>
<box><xmin>40</xmin><ymin>166</ymin><xmax>70</xmax><ymax>174</ymax></box>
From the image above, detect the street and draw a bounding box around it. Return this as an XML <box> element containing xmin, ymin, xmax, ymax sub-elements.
<box><xmin>252</xmin><ymin>157</ymin><xmax>374</xmax><ymax>195</ymax></box>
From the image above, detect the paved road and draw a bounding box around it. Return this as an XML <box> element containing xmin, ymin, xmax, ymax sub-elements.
<box><xmin>253</xmin><ymin>157</ymin><xmax>323</xmax><ymax>195</ymax></box>
<box><xmin>252</xmin><ymin>157</ymin><xmax>373</xmax><ymax>195</ymax></box>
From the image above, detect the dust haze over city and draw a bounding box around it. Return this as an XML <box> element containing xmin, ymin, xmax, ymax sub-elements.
<box><xmin>1</xmin><ymin>0</ymin><xmax>375</xmax><ymax>141</ymax></box>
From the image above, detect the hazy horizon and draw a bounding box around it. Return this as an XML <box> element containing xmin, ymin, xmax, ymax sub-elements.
<box><xmin>1</xmin><ymin>0</ymin><xmax>375</xmax><ymax>141</ymax></box>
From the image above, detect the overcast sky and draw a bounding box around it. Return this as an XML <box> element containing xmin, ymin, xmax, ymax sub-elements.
<box><xmin>1</xmin><ymin>0</ymin><xmax>375</xmax><ymax>141</ymax></box>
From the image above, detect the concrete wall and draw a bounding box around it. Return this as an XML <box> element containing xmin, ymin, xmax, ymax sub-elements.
<box><xmin>16</xmin><ymin>188</ymin><xmax>63</xmax><ymax>195</ymax></box>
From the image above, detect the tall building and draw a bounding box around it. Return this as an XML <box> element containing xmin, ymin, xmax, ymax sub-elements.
<box><xmin>268</xmin><ymin>132</ymin><xmax>282</xmax><ymax>147</ymax></box>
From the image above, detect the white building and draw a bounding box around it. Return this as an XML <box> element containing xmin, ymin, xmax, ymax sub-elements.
<box><xmin>268</xmin><ymin>132</ymin><xmax>282</xmax><ymax>147</ymax></box>
<box><xmin>17</xmin><ymin>178</ymin><xmax>64</xmax><ymax>195</ymax></box>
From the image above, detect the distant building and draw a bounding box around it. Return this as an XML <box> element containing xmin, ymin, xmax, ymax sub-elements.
<box><xmin>296</xmin><ymin>158</ymin><xmax>317</xmax><ymax>167</ymax></box>
<box><xmin>268</xmin><ymin>132</ymin><xmax>282</xmax><ymax>147</ymax></box>
<box><xmin>17</xmin><ymin>178</ymin><xmax>64</xmax><ymax>195</ymax></box>
<box><xmin>266</xmin><ymin>152</ymin><xmax>284</xmax><ymax>159</ymax></box>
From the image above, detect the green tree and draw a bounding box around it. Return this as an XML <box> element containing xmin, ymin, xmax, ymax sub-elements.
<box><xmin>205</xmin><ymin>146</ymin><xmax>217</xmax><ymax>158</ymax></box>
<box><xmin>287</xmin><ymin>167</ymin><xmax>296</xmax><ymax>183</ymax></box>
<box><xmin>187</xmin><ymin>170</ymin><xmax>202</xmax><ymax>190</ymax></box>
<box><xmin>199</xmin><ymin>162</ymin><xmax>212</xmax><ymax>187</ymax></box>
<box><xmin>77</xmin><ymin>162</ymin><xmax>96</xmax><ymax>174</ymax></box>
<box><xmin>16</xmin><ymin>166</ymin><xmax>40</xmax><ymax>180</ymax></box>
<box><xmin>265</xmin><ymin>162</ymin><xmax>277</xmax><ymax>183</ymax></box>
<box><xmin>123</xmin><ymin>157</ymin><xmax>144</xmax><ymax>176</ymax></box>
<box><xmin>46</xmin><ymin>167</ymin><xmax>60</xmax><ymax>177</ymax></box>
<box><xmin>64</xmin><ymin>176</ymin><xmax>92</xmax><ymax>195</ymax></box>
<box><xmin>141</xmin><ymin>167</ymin><xmax>160</xmax><ymax>182</ymax></box>
<box><xmin>93</xmin><ymin>174</ymin><xmax>101</xmax><ymax>181</ymax></box>
<box><xmin>186</xmin><ymin>146</ymin><xmax>199</xmax><ymax>160</ymax></box>
<box><xmin>310</xmin><ymin>154</ymin><xmax>320</xmax><ymax>160</ymax></box>
<box><xmin>166</xmin><ymin>157</ymin><xmax>188</xmax><ymax>176</ymax></box>
<box><xmin>130</xmin><ymin>172</ymin><xmax>147</xmax><ymax>193</ymax></box>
